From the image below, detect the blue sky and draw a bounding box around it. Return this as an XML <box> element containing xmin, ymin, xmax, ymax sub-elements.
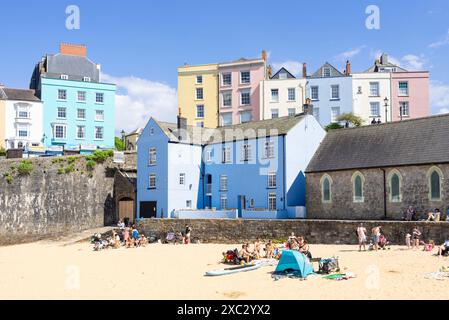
<box><xmin>1</xmin><ymin>0</ymin><xmax>449</xmax><ymax>132</ymax></box>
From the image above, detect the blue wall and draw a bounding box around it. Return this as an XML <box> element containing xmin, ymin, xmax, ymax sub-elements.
<box><xmin>137</xmin><ymin>119</ymin><xmax>169</xmax><ymax>218</ymax></box>
<box><xmin>40</xmin><ymin>77</ymin><xmax>116</xmax><ymax>150</ymax></box>
<box><xmin>202</xmin><ymin>136</ymin><xmax>286</xmax><ymax>211</ymax></box>
<box><xmin>306</xmin><ymin>76</ymin><xmax>353</xmax><ymax>126</ymax></box>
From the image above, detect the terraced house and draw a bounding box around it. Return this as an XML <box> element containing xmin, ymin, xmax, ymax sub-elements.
<box><xmin>136</xmin><ymin>112</ymin><xmax>325</xmax><ymax>219</ymax></box>
<box><xmin>30</xmin><ymin>43</ymin><xmax>116</xmax><ymax>153</ymax></box>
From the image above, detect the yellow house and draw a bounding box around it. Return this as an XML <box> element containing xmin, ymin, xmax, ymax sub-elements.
<box><xmin>178</xmin><ymin>63</ymin><xmax>219</xmax><ymax>128</ymax></box>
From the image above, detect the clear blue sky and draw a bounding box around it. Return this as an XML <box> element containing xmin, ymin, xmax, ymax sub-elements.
<box><xmin>1</xmin><ymin>0</ymin><xmax>449</xmax><ymax>129</ymax></box>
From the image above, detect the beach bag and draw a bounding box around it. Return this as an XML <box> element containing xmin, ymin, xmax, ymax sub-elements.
<box><xmin>166</xmin><ymin>232</ymin><xmax>175</xmax><ymax>241</ymax></box>
<box><xmin>319</xmin><ymin>258</ymin><xmax>340</xmax><ymax>274</ymax></box>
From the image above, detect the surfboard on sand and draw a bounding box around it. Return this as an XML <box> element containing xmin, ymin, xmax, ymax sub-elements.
<box><xmin>205</xmin><ymin>262</ymin><xmax>264</xmax><ymax>277</ymax></box>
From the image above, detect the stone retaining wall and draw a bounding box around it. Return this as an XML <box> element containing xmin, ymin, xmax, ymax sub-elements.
<box><xmin>139</xmin><ymin>219</ymin><xmax>449</xmax><ymax>245</ymax></box>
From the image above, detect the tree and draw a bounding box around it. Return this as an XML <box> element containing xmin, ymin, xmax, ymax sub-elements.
<box><xmin>115</xmin><ymin>137</ymin><xmax>125</xmax><ymax>151</ymax></box>
<box><xmin>325</xmin><ymin>123</ymin><xmax>344</xmax><ymax>132</ymax></box>
<box><xmin>337</xmin><ymin>113</ymin><xmax>364</xmax><ymax>127</ymax></box>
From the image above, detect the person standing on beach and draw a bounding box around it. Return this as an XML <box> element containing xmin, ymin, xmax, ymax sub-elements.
<box><xmin>412</xmin><ymin>226</ymin><xmax>422</xmax><ymax>250</ymax></box>
<box><xmin>372</xmin><ymin>226</ymin><xmax>381</xmax><ymax>251</ymax></box>
<box><xmin>357</xmin><ymin>224</ymin><xmax>367</xmax><ymax>252</ymax></box>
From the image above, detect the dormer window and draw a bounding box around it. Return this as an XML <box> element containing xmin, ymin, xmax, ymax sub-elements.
<box><xmin>322</xmin><ymin>67</ymin><xmax>331</xmax><ymax>77</ymax></box>
<box><xmin>83</xmin><ymin>77</ymin><xmax>91</xmax><ymax>82</ymax></box>
<box><xmin>60</xmin><ymin>74</ymin><xmax>68</xmax><ymax>80</ymax></box>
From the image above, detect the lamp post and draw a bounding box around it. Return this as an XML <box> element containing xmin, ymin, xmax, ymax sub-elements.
<box><xmin>384</xmin><ymin>97</ymin><xmax>389</xmax><ymax>123</ymax></box>
<box><xmin>121</xmin><ymin>130</ymin><xmax>126</xmax><ymax>143</ymax></box>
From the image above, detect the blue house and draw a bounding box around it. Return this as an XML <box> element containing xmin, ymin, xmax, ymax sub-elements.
<box><xmin>137</xmin><ymin>112</ymin><xmax>326</xmax><ymax>219</ymax></box>
<box><xmin>30</xmin><ymin>43</ymin><xmax>116</xmax><ymax>153</ymax></box>
<box><xmin>306</xmin><ymin>62</ymin><xmax>353</xmax><ymax>127</ymax></box>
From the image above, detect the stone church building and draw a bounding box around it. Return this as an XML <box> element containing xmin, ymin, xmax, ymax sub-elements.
<box><xmin>306</xmin><ymin>114</ymin><xmax>449</xmax><ymax>220</ymax></box>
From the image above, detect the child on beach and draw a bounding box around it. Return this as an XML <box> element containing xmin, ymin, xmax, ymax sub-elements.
<box><xmin>405</xmin><ymin>234</ymin><xmax>411</xmax><ymax>249</ymax></box>
<box><xmin>412</xmin><ymin>226</ymin><xmax>422</xmax><ymax>250</ymax></box>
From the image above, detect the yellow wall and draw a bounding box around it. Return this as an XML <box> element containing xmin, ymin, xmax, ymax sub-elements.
<box><xmin>0</xmin><ymin>100</ymin><xmax>5</xmax><ymax>149</ymax></box>
<box><xmin>178</xmin><ymin>64</ymin><xmax>219</xmax><ymax>128</ymax></box>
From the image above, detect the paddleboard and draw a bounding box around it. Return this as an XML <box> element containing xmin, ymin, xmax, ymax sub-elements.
<box><xmin>205</xmin><ymin>262</ymin><xmax>264</xmax><ymax>277</ymax></box>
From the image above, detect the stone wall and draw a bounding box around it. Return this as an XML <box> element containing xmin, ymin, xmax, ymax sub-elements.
<box><xmin>0</xmin><ymin>156</ymin><xmax>116</xmax><ymax>245</ymax></box>
<box><xmin>306</xmin><ymin>164</ymin><xmax>449</xmax><ymax>220</ymax></box>
<box><xmin>139</xmin><ymin>219</ymin><xmax>449</xmax><ymax>245</ymax></box>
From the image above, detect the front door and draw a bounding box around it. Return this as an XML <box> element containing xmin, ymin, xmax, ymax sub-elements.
<box><xmin>140</xmin><ymin>201</ymin><xmax>157</xmax><ymax>219</ymax></box>
<box><xmin>119</xmin><ymin>200</ymin><xmax>134</xmax><ymax>222</ymax></box>
<box><xmin>237</xmin><ymin>195</ymin><xmax>246</xmax><ymax>218</ymax></box>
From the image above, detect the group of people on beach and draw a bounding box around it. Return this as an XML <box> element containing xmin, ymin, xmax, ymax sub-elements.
<box><xmin>404</xmin><ymin>206</ymin><xmax>449</xmax><ymax>222</ymax></box>
<box><xmin>237</xmin><ymin>238</ymin><xmax>274</xmax><ymax>263</ymax></box>
<box><xmin>356</xmin><ymin>224</ymin><xmax>389</xmax><ymax>252</ymax></box>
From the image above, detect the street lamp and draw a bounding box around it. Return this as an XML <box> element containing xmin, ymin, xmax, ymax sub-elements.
<box><xmin>384</xmin><ymin>97</ymin><xmax>389</xmax><ymax>123</ymax></box>
<box><xmin>121</xmin><ymin>130</ymin><xmax>126</xmax><ymax>142</ymax></box>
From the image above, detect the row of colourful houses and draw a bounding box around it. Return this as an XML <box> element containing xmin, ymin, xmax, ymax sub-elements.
<box><xmin>177</xmin><ymin>52</ymin><xmax>429</xmax><ymax>128</ymax></box>
<box><xmin>0</xmin><ymin>43</ymin><xmax>115</xmax><ymax>155</ymax></box>
<box><xmin>136</xmin><ymin>112</ymin><xmax>449</xmax><ymax>221</ymax></box>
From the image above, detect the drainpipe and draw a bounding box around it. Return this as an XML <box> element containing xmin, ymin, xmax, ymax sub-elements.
<box><xmin>283</xmin><ymin>135</ymin><xmax>287</xmax><ymax>211</ymax></box>
<box><xmin>381</xmin><ymin>168</ymin><xmax>387</xmax><ymax>220</ymax></box>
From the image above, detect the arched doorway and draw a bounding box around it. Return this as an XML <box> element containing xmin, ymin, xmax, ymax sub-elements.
<box><xmin>118</xmin><ymin>197</ymin><xmax>134</xmax><ymax>224</ymax></box>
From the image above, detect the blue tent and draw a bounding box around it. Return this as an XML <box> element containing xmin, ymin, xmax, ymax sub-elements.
<box><xmin>275</xmin><ymin>250</ymin><xmax>315</xmax><ymax>278</ymax></box>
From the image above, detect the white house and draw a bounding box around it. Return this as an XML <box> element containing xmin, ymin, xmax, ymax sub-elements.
<box><xmin>260</xmin><ymin>68</ymin><xmax>307</xmax><ymax>120</ymax></box>
<box><xmin>352</xmin><ymin>72</ymin><xmax>391</xmax><ymax>124</ymax></box>
<box><xmin>0</xmin><ymin>88</ymin><xmax>43</xmax><ymax>150</ymax></box>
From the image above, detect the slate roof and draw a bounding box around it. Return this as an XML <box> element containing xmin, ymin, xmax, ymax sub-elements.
<box><xmin>306</xmin><ymin>114</ymin><xmax>449</xmax><ymax>173</ymax></box>
<box><xmin>154</xmin><ymin>114</ymin><xmax>307</xmax><ymax>145</ymax></box>
<box><xmin>309</xmin><ymin>62</ymin><xmax>346</xmax><ymax>78</ymax></box>
<box><xmin>271</xmin><ymin>67</ymin><xmax>296</xmax><ymax>79</ymax></box>
<box><xmin>43</xmin><ymin>53</ymin><xmax>100</xmax><ymax>82</ymax></box>
<box><xmin>0</xmin><ymin>88</ymin><xmax>41</xmax><ymax>102</ymax></box>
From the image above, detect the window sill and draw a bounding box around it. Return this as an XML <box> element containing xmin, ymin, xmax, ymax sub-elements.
<box><xmin>77</xmin><ymin>119</ymin><xmax>87</xmax><ymax>121</ymax></box>
<box><xmin>148</xmin><ymin>164</ymin><xmax>157</xmax><ymax>167</ymax></box>
<box><xmin>368</xmin><ymin>96</ymin><xmax>380</xmax><ymax>98</ymax></box>
<box><xmin>95</xmin><ymin>120</ymin><xmax>105</xmax><ymax>122</ymax></box>
<box><xmin>95</xmin><ymin>102</ymin><xmax>105</xmax><ymax>105</ymax></box>
<box><xmin>75</xmin><ymin>138</ymin><xmax>86</xmax><ymax>141</ymax></box>
<box><xmin>267</xmin><ymin>187</ymin><xmax>277</xmax><ymax>190</ymax></box>
<box><xmin>76</xmin><ymin>101</ymin><xmax>87</xmax><ymax>104</ymax></box>
<box><xmin>147</xmin><ymin>188</ymin><xmax>156</xmax><ymax>190</ymax></box>
<box><xmin>330</xmin><ymin>98</ymin><xmax>340</xmax><ymax>101</ymax></box>
<box><xmin>56</xmin><ymin>118</ymin><xmax>67</xmax><ymax>121</ymax></box>
<box><xmin>94</xmin><ymin>139</ymin><xmax>104</xmax><ymax>141</ymax></box>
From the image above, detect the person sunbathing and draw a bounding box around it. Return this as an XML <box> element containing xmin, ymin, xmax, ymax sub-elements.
<box><xmin>238</xmin><ymin>245</ymin><xmax>251</xmax><ymax>263</ymax></box>
<box><xmin>438</xmin><ymin>237</ymin><xmax>449</xmax><ymax>256</ymax></box>
<box><xmin>297</xmin><ymin>236</ymin><xmax>312</xmax><ymax>259</ymax></box>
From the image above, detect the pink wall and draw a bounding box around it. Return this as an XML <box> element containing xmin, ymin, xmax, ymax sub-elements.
<box><xmin>218</xmin><ymin>61</ymin><xmax>266</xmax><ymax>125</ymax></box>
<box><xmin>391</xmin><ymin>72</ymin><xmax>429</xmax><ymax>121</ymax></box>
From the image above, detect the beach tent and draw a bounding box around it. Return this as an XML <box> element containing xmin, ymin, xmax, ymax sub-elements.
<box><xmin>274</xmin><ymin>250</ymin><xmax>315</xmax><ymax>278</ymax></box>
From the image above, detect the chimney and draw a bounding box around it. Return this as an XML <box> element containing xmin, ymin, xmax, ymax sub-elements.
<box><xmin>267</xmin><ymin>65</ymin><xmax>273</xmax><ymax>78</ymax></box>
<box><xmin>303</xmin><ymin>98</ymin><xmax>314</xmax><ymax>115</ymax></box>
<box><xmin>302</xmin><ymin>63</ymin><xmax>307</xmax><ymax>78</ymax></box>
<box><xmin>177</xmin><ymin>108</ymin><xmax>188</xmax><ymax>141</ymax></box>
<box><xmin>380</xmin><ymin>53</ymin><xmax>388</xmax><ymax>65</ymax></box>
<box><xmin>345</xmin><ymin>60</ymin><xmax>351</xmax><ymax>76</ymax></box>
<box><xmin>262</xmin><ymin>50</ymin><xmax>268</xmax><ymax>62</ymax></box>
<box><xmin>60</xmin><ymin>43</ymin><xmax>87</xmax><ymax>57</ymax></box>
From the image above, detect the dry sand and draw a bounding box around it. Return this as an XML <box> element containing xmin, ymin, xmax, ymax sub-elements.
<box><xmin>0</xmin><ymin>241</ymin><xmax>448</xmax><ymax>300</ymax></box>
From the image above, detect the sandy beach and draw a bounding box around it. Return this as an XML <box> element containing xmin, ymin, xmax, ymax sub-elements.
<box><xmin>0</xmin><ymin>240</ymin><xmax>448</xmax><ymax>300</ymax></box>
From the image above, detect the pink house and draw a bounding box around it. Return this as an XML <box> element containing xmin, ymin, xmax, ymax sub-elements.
<box><xmin>218</xmin><ymin>54</ymin><xmax>267</xmax><ymax>126</ymax></box>
<box><xmin>391</xmin><ymin>72</ymin><xmax>429</xmax><ymax>121</ymax></box>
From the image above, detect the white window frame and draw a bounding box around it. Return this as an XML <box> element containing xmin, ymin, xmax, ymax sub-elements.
<box><xmin>196</xmin><ymin>88</ymin><xmax>204</xmax><ymax>100</ymax></box>
<box><xmin>95</xmin><ymin>92</ymin><xmax>104</xmax><ymax>104</ymax></box>
<box><xmin>17</xmin><ymin>105</ymin><xmax>30</xmax><ymax>119</ymax></box>
<box><xmin>240</xmin><ymin>71</ymin><xmax>251</xmax><ymax>84</ymax></box>
<box><xmin>179</xmin><ymin>173</ymin><xmax>186</xmax><ymax>186</ymax></box>
<box><xmin>331</xmin><ymin>107</ymin><xmax>341</xmax><ymax>123</ymax></box>
<box><xmin>220</xmin><ymin>112</ymin><xmax>233</xmax><ymax>127</ymax></box>
<box><xmin>17</xmin><ymin>124</ymin><xmax>29</xmax><ymax>138</ymax></box>
<box><xmin>222</xmin><ymin>73</ymin><xmax>232</xmax><ymax>86</ymax></box>
<box><xmin>94</xmin><ymin>126</ymin><xmax>104</xmax><ymax>140</ymax></box>
<box><xmin>322</xmin><ymin>67</ymin><xmax>331</xmax><ymax>77</ymax></box>
<box><xmin>77</xmin><ymin>91</ymin><xmax>86</xmax><ymax>102</ymax></box>
<box><xmin>241</xmin><ymin>143</ymin><xmax>252</xmax><ymax>162</ymax></box>
<box><xmin>58</xmin><ymin>89</ymin><xmax>67</xmax><ymax>101</ymax></box>
<box><xmin>83</xmin><ymin>77</ymin><xmax>91</xmax><ymax>82</ymax></box>
<box><xmin>149</xmin><ymin>174</ymin><xmax>156</xmax><ymax>189</ymax></box>
<box><xmin>220</xmin><ymin>194</ymin><xmax>228</xmax><ymax>210</ymax></box>
<box><xmin>400</xmin><ymin>101</ymin><xmax>410</xmax><ymax>117</ymax></box>
<box><xmin>352</xmin><ymin>172</ymin><xmax>365</xmax><ymax>203</ymax></box>
<box><xmin>220</xmin><ymin>175</ymin><xmax>228</xmax><ymax>191</ymax></box>
<box><xmin>196</xmin><ymin>75</ymin><xmax>203</xmax><ymax>85</ymax></box>
<box><xmin>240</xmin><ymin>111</ymin><xmax>252</xmax><ymax>124</ymax></box>
<box><xmin>95</xmin><ymin>110</ymin><xmax>104</xmax><ymax>121</ymax></box>
<box><xmin>268</xmin><ymin>193</ymin><xmax>277</xmax><ymax>211</ymax></box>
<box><xmin>369</xmin><ymin>82</ymin><xmax>380</xmax><ymax>97</ymax></box>
<box><xmin>288</xmin><ymin>108</ymin><xmax>296</xmax><ymax>117</ymax></box>
<box><xmin>271</xmin><ymin>109</ymin><xmax>279</xmax><ymax>119</ymax></box>
<box><xmin>60</xmin><ymin>74</ymin><xmax>68</xmax><ymax>80</ymax></box>
<box><xmin>288</xmin><ymin>88</ymin><xmax>296</xmax><ymax>101</ymax></box>
<box><xmin>149</xmin><ymin>147</ymin><xmax>157</xmax><ymax>166</ymax></box>
<box><xmin>222</xmin><ymin>91</ymin><xmax>232</xmax><ymax>107</ymax></box>
<box><xmin>311</xmin><ymin>86</ymin><xmax>319</xmax><ymax>101</ymax></box>
<box><xmin>196</xmin><ymin>105</ymin><xmax>205</xmax><ymax>119</ymax></box>
<box><xmin>271</xmin><ymin>89</ymin><xmax>279</xmax><ymax>102</ymax></box>
<box><xmin>57</xmin><ymin>107</ymin><xmax>67</xmax><ymax>119</ymax></box>
<box><xmin>264</xmin><ymin>140</ymin><xmax>275</xmax><ymax>159</ymax></box>
<box><xmin>240</xmin><ymin>90</ymin><xmax>251</xmax><ymax>106</ymax></box>
<box><xmin>186</xmin><ymin>200</ymin><xmax>192</xmax><ymax>209</ymax></box>
<box><xmin>76</xmin><ymin>125</ymin><xmax>86</xmax><ymax>140</ymax></box>
<box><xmin>331</xmin><ymin>85</ymin><xmax>340</xmax><ymax>100</ymax></box>
<box><xmin>268</xmin><ymin>171</ymin><xmax>277</xmax><ymax>188</ymax></box>
<box><xmin>370</xmin><ymin>102</ymin><xmax>380</xmax><ymax>117</ymax></box>
<box><xmin>398</xmin><ymin>81</ymin><xmax>409</xmax><ymax>96</ymax></box>
<box><xmin>54</xmin><ymin>124</ymin><xmax>67</xmax><ymax>140</ymax></box>
<box><xmin>222</xmin><ymin>147</ymin><xmax>231</xmax><ymax>164</ymax></box>
<box><xmin>77</xmin><ymin>108</ymin><xmax>86</xmax><ymax>120</ymax></box>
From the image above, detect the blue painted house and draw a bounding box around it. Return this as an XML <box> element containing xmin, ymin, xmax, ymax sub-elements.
<box><xmin>137</xmin><ymin>112</ymin><xmax>326</xmax><ymax>219</ymax></box>
<box><xmin>306</xmin><ymin>62</ymin><xmax>353</xmax><ymax>127</ymax></box>
<box><xmin>30</xmin><ymin>43</ymin><xmax>116</xmax><ymax>152</ymax></box>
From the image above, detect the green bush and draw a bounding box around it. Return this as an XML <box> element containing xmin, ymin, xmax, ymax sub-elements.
<box><xmin>65</xmin><ymin>165</ymin><xmax>75</xmax><ymax>174</ymax></box>
<box><xmin>57</xmin><ymin>167</ymin><xmax>65</xmax><ymax>175</ymax></box>
<box><xmin>86</xmin><ymin>160</ymin><xmax>96</xmax><ymax>171</ymax></box>
<box><xmin>0</xmin><ymin>147</ymin><xmax>6</xmax><ymax>157</ymax></box>
<box><xmin>115</xmin><ymin>137</ymin><xmax>125</xmax><ymax>151</ymax></box>
<box><xmin>17</xmin><ymin>160</ymin><xmax>33</xmax><ymax>175</ymax></box>
<box><xmin>3</xmin><ymin>173</ymin><xmax>13</xmax><ymax>184</ymax></box>
<box><xmin>325</xmin><ymin>123</ymin><xmax>344</xmax><ymax>132</ymax></box>
<box><xmin>67</xmin><ymin>156</ymin><xmax>77</xmax><ymax>164</ymax></box>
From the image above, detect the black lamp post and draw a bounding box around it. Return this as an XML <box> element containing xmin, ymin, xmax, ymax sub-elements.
<box><xmin>384</xmin><ymin>97</ymin><xmax>389</xmax><ymax>123</ymax></box>
<box><xmin>121</xmin><ymin>130</ymin><xmax>126</xmax><ymax>142</ymax></box>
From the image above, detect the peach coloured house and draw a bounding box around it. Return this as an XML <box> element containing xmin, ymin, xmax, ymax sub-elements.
<box><xmin>218</xmin><ymin>54</ymin><xmax>267</xmax><ymax>126</ymax></box>
<box><xmin>391</xmin><ymin>72</ymin><xmax>429</xmax><ymax>121</ymax></box>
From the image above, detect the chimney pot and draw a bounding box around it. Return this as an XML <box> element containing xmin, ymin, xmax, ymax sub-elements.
<box><xmin>262</xmin><ymin>50</ymin><xmax>268</xmax><ymax>62</ymax></box>
<box><xmin>302</xmin><ymin>63</ymin><xmax>307</xmax><ymax>78</ymax></box>
<box><xmin>345</xmin><ymin>60</ymin><xmax>351</xmax><ymax>76</ymax></box>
